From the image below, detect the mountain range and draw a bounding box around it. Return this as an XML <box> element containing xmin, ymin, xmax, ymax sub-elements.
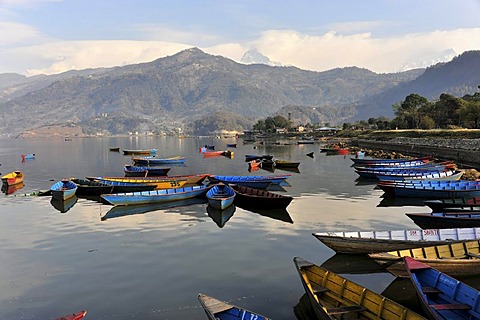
<box><xmin>1</xmin><ymin>48</ymin><xmax>480</xmax><ymax>137</ymax></box>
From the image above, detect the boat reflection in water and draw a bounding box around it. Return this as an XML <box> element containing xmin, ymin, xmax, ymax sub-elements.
<box><xmin>50</xmin><ymin>195</ymin><xmax>78</xmax><ymax>213</ymax></box>
<box><xmin>380</xmin><ymin>277</ymin><xmax>423</xmax><ymax>315</ymax></box>
<box><xmin>293</xmin><ymin>293</ymin><xmax>317</xmax><ymax>320</ymax></box>
<box><xmin>101</xmin><ymin>197</ymin><xmax>207</xmax><ymax>221</ymax></box>
<box><xmin>377</xmin><ymin>196</ymin><xmax>428</xmax><ymax>208</ymax></box>
<box><xmin>2</xmin><ymin>182</ymin><xmax>25</xmax><ymax>195</ymax></box>
<box><xmin>206</xmin><ymin>204</ymin><xmax>236</xmax><ymax>228</ymax></box>
<box><xmin>237</xmin><ymin>204</ymin><xmax>293</xmax><ymax>224</ymax></box>
<box><xmin>320</xmin><ymin>253</ymin><xmax>386</xmax><ymax>274</ymax></box>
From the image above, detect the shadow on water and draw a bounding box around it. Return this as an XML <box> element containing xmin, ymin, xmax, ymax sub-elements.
<box><xmin>377</xmin><ymin>197</ymin><xmax>428</xmax><ymax>208</ymax></box>
<box><xmin>206</xmin><ymin>204</ymin><xmax>236</xmax><ymax>228</ymax></box>
<box><xmin>294</xmin><ymin>293</ymin><xmax>317</xmax><ymax>320</ymax></box>
<box><xmin>101</xmin><ymin>197</ymin><xmax>207</xmax><ymax>221</ymax></box>
<box><xmin>50</xmin><ymin>195</ymin><xmax>78</xmax><ymax>213</ymax></box>
<box><xmin>320</xmin><ymin>253</ymin><xmax>386</xmax><ymax>274</ymax></box>
<box><xmin>237</xmin><ymin>204</ymin><xmax>293</xmax><ymax>224</ymax></box>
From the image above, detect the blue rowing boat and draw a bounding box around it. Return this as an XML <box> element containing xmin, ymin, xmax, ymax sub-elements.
<box><xmin>209</xmin><ymin>174</ymin><xmax>290</xmax><ymax>186</ymax></box>
<box><xmin>406</xmin><ymin>212</ymin><xmax>480</xmax><ymax>229</ymax></box>
<box><xmin>124</xmin><ymin>165</ymin><xmax>170</xmax><ymax>177</ymax></box>
<box><xmin>101</xmin><ymin>185</ymin><xmax>211</xmax><ymax>206</ymax></box>
<box><xmin>50</xmin><ymin>179</ymin><xmax>78</xmax><ymax>201</ymax></box>
<box><xmin>404</xmin><ymin>256</ymin><xmax>480</xmax><ymax>320</ymax></box>
<box><xmin>351</xmin><ymin>156</ymin><xmax>432</xmax><ymax>166</ymax></box>
<box><xmin>198</xmin><ymin>293</ymin><xmax>270</xmax><ymax>320</ymax></box>
<box><xmin>206</xmin><ymin>183</ymin><xmax>236</xmax><ymax>210</ymax></box>
<box><xmin>378</xmin><ymin>180</ymin><xmax>480</xmax><ymax>198</ymax></box>
<box><xmin>376</xmin><ymin>170</ymin><xmax>464</xmax><ymax>181</ymax></box>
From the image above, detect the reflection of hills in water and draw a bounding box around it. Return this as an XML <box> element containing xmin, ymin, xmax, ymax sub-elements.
<box><xmin>50</xmin><ymin>196</ymin><xmax>78</xmax><ymax>213</ymax></box>
<box><xmin>237</xmin><ymin>204</ymin><xmax>293</xmax><ymax>224</ymax></box>
<box><xmin>320</xmin><ymin>253</ymin><xmax>385</xmax><ymax>274</ymax></box>
<box><xmin>101</xmin><ymin>197</ymin><xmax>207</xmax><ymax>221</ymax></box>
<box><xmin>377</xmin><ymin>197</ymin><xmax>428</xmax><ymax>207</ymax></box>
<box><xmin>206</xmin><ymin>204</ymin><xmax>236</xmax><ymax>228</ymax></box>
<box><xmin>2</xmin><ymin>182</ymin><xmax>25</xmax><ymax>194</ymax></box>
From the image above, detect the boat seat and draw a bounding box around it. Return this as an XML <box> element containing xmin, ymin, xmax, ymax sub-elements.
<box><xmin>431</xmin><ymin>303</ymin><xmax>471</xmax><ymax>310</ymax></box>
<box><xmin>422</xmin><ymin>287</ymin><xmax>442</xmax><ymax>294</ymax></box>
<box><xmin>311</xmin><ymin>284</ymin><xmax>330</xmax><ymax>295</ymax></box>
<box><xmin>326</xmin><ymin>305</ymin><xmax>366</xmax><ymax>315</ymax></box>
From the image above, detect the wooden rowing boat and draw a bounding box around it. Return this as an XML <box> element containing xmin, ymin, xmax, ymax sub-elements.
<box><xmin>198</xmin><ymin>293</ymin><xmax>270</xmax><ymax>320</ymax></box>
<box><xmin>1</xmin><ymin>170</ymin><xmax>24</xmax><ymax>186</ymax></box>
<box><xmin>312</xmin><ymin>227</ymin><xmax>480</xmax><ymax>254</ymax></box>
<box><xmin>86</xmin><ymin>176</ymin><xmax>188</xmax><ymax>190</ymax></box>
<box><xmin>406</xmin><ymin>212</ymin><xmax>480</xmax><ymax>229</ymax></box>
<box><xmin>351</xmin><ymin>156</ymin><xmax>432</xmax><ymax>166</ymax></box>
<box><xmin>50</xmin><ymin>179</ymin><xmax>78</xmax><ymax>201</ymax></box>
<box><xmin>206</xmin><ymin>183</ymin><xmax>235</xmax><ymax>210</ymax></box>
<box><xmin>293</xmin><ymin>257</ymin><xmax>426</xmax><ymax>320</ymax></box>
<box><xmin>425</xmin><ymin>197</ymin><xmax>480</xmax><ymax>212</ymax></box>
<box><xmin>274</xmin><ymin>159</ymin><xmax>300</xmax><ymax>169</ymax></box>
<box><xmin>124</xmin><ymin>165</ymin><xmax>170</xmax><ymax>177</ymax></box>
<box><xmin>55</xmin><ymin>310</ymin><xmax>87</xmax><ymax>320</ymax></box>
<box><xmin>122</xmin><ymin>148</ymin><xmax>157</xmax><ymax>155</ymax></box>
<box><xmin>91</xmin><ymin>173</ymin><xmax>207</xmax><ymax>185</ymax></box>
<box><xmin>230</xmin><ymin>184</ymin><xmax>293</xmax><ymax>209</ymax></box>
<box><xmin>376</xmin><ymin>170</ymin><xmax>464</xmax><ymax>182</ymax></box>
<box><xmin>378</xmin><ymin>180</ymin><xmax>480</xmax><ymax>198</ymax></box>
<box><xmin>71</xmin><ymin>178</ymin><xmax>156</xmax><ymax>196</ymax></box>
<box><xmin>132</xmin><ymin>155</ymin><xmax>186</xmax><ymax>165</ymax></box>
<box><xmin>368</xmin><ymin>239</ymin><xmax>480</xmax><ymax>277</ymax></box>
<box><xmin>101</xmin><ymin>185</ymin><xmax>211</xmax><ymax>206</ymax></box>
<box><xmin>404</xmin><ymin>256</ymin><xmax>480</xmax><ymax>320</ymax></box>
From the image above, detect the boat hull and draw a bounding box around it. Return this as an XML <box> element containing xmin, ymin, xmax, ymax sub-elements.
<box><xmin>293</xmin><ymin>257</ymin><xmax>425</xmax><ymax>320</ymax></box>
<box><xmin>404</xmin><ymin>257</ymin><xmax>480</xmax><ymax>320</ymax></box>
<box><xmin>198</xmin><ymin>293</ymin><xmax>270</xmax><ymax>320</ymax></box>
<box><xmin>406</xmin><ymin>212</ymin><xmax>480</xmax><ymax>229</ymax></box>
<box><xmin>231</xmin><ymin>184</ymin><xmax>293</xmax><ymax>209</ymax></box>
<box><xmin>50</xmin><ymin>180</ymin><xmax>78</xmax><ymax>201</ymax></box>
<box><xmin>206</xmin><ymin>184</ymin><xmax>235</xmax><ymax>210</ymax></box>
<box><xmin>368</xmin><ymin>239</ymin><xmax>480</xmax><ymax>277</ymax></box>
<box><xmin>101</xmin><ymin>185</ymin><xmax>210</xmax><ymax>206</ymax></box>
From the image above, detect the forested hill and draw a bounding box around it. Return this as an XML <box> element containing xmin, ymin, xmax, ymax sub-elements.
<box><xmin>0</xmin><ymin>48</ymin><xmax>424</xmax><ymax>136</ymax></box>
<box><xmin>354</xmin><ymin>50</ymin><xmax>480</xmax><ymax>120</ymax></box>
<box><xmin>1</xmin><ymin>48</ymin><xmax>479</xmax><ymax>136</ymax></box>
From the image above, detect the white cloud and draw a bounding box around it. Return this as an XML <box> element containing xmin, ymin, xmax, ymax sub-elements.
<box><xmin>20</xmin><ymin>40</ymin><xmax>191</xmax><ymax>75</ymax></box>
<box><xmin>0</xmin><ymin>21</ymin><xmax>47</xmax><ymax>46</ymax></box>
<box><xmin>1</xmin><ymin>26</ymin><xmax>480</xmax><ymax>76</ymax></box>
<box><xmin>247</xmin><ymin>28</ymin><xmax>480</xmax><ymax>73</ymax></box>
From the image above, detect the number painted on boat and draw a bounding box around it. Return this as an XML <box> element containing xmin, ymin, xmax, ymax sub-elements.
<box><xmin>170</xmin><ymin>181</ymin><xmax>180</xmax><ymax>187</ymax></box>
<box><xmin>423</xmin><ymin>229</ymin><xmax>439</xmax><ymax>236</ymax></box>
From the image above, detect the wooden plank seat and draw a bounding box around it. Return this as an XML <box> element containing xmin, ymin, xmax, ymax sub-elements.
<box><xmin>422</xmin><ymin>287</ymin><xmax>442</xmax><ymax>294</ymax></box>
<box><xmin>311</xmin><ymin>284</ymin><xmax>366</xmax><ymax>315</ymax></box>
<box><xmin>327</xmin><ymin>305</ymin><xmax>366</xmax><ymax>315</ymax></box>
<box><xmin>431</xmin><ymin>303</ymin><xmax>471</xmax><ymax>310</ymax></box>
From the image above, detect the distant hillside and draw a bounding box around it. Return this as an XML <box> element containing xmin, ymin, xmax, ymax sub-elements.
<box><xmin>354</xmin><ymin>50</ymin><xmax>480</xmax><ymax>120</ymax></box>
<box><xmin>0</xmin><ymin>48</ymin><xmax>425</xmax><ymax>136</ymax></box>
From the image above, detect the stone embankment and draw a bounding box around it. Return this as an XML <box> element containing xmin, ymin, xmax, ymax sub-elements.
<box><xmin>322</xmin><ymin>136</ymin><xmax>480</xmax><ymax>180</ymax></box>
<box><xmin>351</xmin><ymin>137</ymin><xmax>480</xmax><ymax>169</ymax></box>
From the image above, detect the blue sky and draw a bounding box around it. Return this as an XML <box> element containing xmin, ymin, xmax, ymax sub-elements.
<box><xmin>1</xmin><ymin>0</ymin><xmax>480</xmax><ymax>75</ymax></box>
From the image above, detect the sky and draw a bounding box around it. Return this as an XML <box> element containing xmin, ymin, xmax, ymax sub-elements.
<box><xmin>1</xmin><ymin>0</ymin><xmax>480</xmax><ymax>76</ymax></box>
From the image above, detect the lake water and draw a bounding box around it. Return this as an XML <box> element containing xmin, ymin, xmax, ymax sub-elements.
<box><xmin>0</xmin><ymin>136</ymin><xmax>434</xmax><ymax>319</ymax></box>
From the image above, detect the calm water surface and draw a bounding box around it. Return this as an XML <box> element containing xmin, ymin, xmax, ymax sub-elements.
<box><xmin>0</xmin><ymin>136</ymin><xmax>431</xmax><ymax>319</ymax></box>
